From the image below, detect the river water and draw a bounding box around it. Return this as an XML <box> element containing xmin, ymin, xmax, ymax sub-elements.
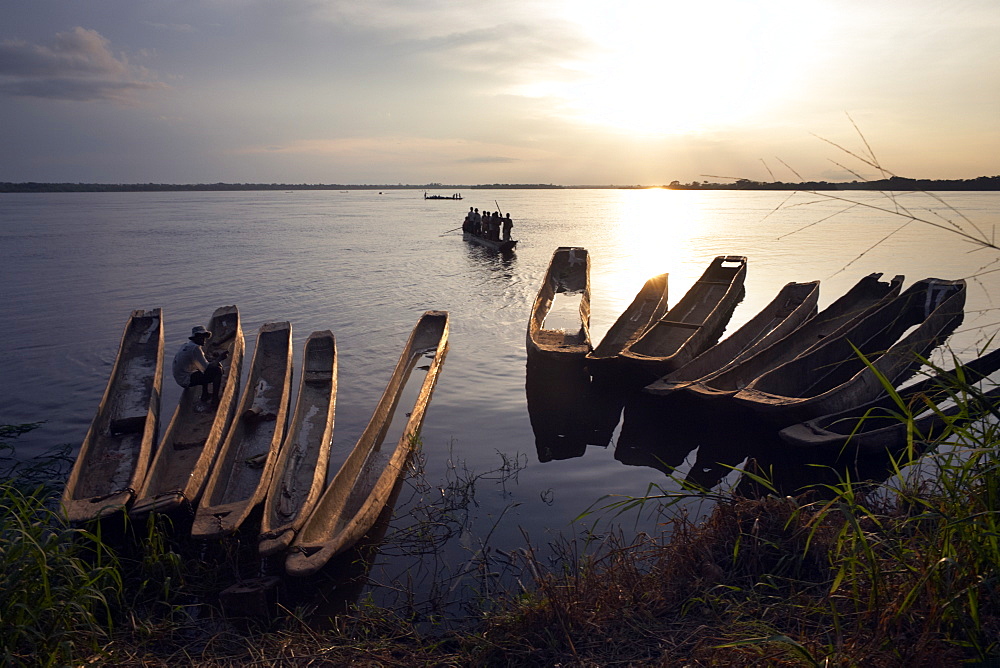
<box><xmin>3</xmin><ymin>188</ymin><xmax>998</xmax><ymax>614</ymax></box>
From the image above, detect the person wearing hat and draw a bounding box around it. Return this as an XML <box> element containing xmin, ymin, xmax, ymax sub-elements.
<box><xmin>171</xmin><ymin>325</ymin><xmax>229</xmax><ymax>404</ymax></box>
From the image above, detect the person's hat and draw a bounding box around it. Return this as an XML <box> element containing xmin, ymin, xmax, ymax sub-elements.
<box><xmin>190</xmin><ymin>326</ymin><xmax>212</xmax><ymax>339</ymax></box>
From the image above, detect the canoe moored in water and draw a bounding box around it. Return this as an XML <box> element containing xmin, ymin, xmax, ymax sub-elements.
<box><xmin>131</xmin><ymin>306</ymin><xmax>245</xmax><ymax>519</ymax></box>
<box><xmin>644</xmin><ymin>281</ymin><xmax>819</xmax><ymax>396</ymax></box>
<box><xmin>618</xmin><ymin>255</ymin><xmax>747</xmax><ymax>383</ymax></box>
<box><xmin>586</xmin><ymin>272</ymin><xmax>669</xmax><ymax>374</ymax></box>
<box><xmin>734</xmin><ymin>277</ymin><xmax>966</xmax><ymax>426</ymax></box>
<box><xmin>778</xmin><ymin>346</ymin><xmax>1000</xmax><ymax>453</ymax></box>
<box><xmin>463</xmin><ymin>231</ymin><xmax>517</xmax><ymax>253</ymax></box>
<box><xmin>527</xmin><ymin>247</ymin><xmax>592</xmax><ymax>359</ymax></box>
<box><xmin>191</xmin><ymin>321</ymin><xmax>293</xmax><ymax>539</ymax></box>
<box><xmin>259</xmin><ymin>330</ymin><xmax>338</xmax><ymax>557</ymax></box>
<box><xmin>62</xmin><ymin>308</ymin><xmax>164</xmax><ymax>523</ymax></box>
<box><xmin>286</xmin><ymin>310</ymin><xmax>449</xmax><ymax>577</ymax></box>
<box><xmin>683</xmin><ymin>273</ymin><xmax>904</xmax><ymax>402</ymax></box>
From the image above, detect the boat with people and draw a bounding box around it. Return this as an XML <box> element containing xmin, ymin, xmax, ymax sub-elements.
<box><xmin>734</xmin><ymin>277</ymin><xmax>966</xmax><ymax>426</ymax></box>
<box><xmin>191</xmin><ymin>321</ymin><xmax>293</xmax><ymax>539</ymax></box>
<box><xmin>286</xmin><ymin>311</ymin><xmax>449</xmax><ymax>576</ymax></box>
<box><xmin>617</xmin><ymin>256</ymin><xmax>747</xmax><ymax>383</ymax></box>
<box><xmin>527</xmin><ymin>247</ymin><xmax>592</xmax><ymax>359</ymax></box>
<box><xmin>644</xmin><ymin>281</ymin><xmax>819</xmax><ymax>396</ymax></box>
<box><xmin>424</xmin><ymin>192</ymin><xmax>463</xmax><ymax>200</ymax></box>
<box><xmin>778</xmin><ymin>347</ymin><xmax>1000</xmax><ymax>453</ymax></box>
<box><xmin>131</xmin><ymin>306</ymin><xmax>245</xmax><ymax>519</ymax></box>
<box><xmin>683</xmin><ymin>273</ymin><xmax>904</xmax><ymax>402</ymax></box>
<box><xmin>62</xmin><ymin>308</ymin><xmax>164</xmax><ymax>524</ymax></box>
<box><xmin>586</xmin><ymin>273</ymin><xmax>670</xmax><ymax>374</ymax></box>
<box><xmin>259</xmin><ymin>330</ymin><xmax>338</xmax><ymax>557</ymax></box>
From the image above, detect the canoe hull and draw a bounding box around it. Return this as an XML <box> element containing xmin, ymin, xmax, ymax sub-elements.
<box><xmin>463</xmin><ymin>232</ymin><xmax>517</xmax><ymax>253</ymax></box>
<box><xmin>526</xmin><ymin>247</ymin><xmax>592</xmax><ymax>359</ymax></box>
<box><xmin>586</xmin><ymin>272</ymin><xmax>669</xmax><ymax>373</ymax></box>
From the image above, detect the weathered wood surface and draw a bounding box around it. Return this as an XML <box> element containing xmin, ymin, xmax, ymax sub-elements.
<box><xmin>286</xmin><ymin>311</ymin><xmax>449</xmax><ymax>577</ymax></box>
<box><xmin>192</xmin><ymin>321</ymin><xmax>293</xmax><ymax>539</ymax></box>
<box><xmin>62</xmin><ymin>308</ymin><xmax>164</xmax><ymax>523</ymax></box>
<box><xmin>132</xmin><ymin>306</ymin><xmax>245</xmax><ymax>518</ymax></box>
<box><xmin>527</xmin><ymin>247</ymin><xmax>592</xmax><ymax>359</ymax></box>
<box><xmin>586</xmin><ymin>272</ymin><xmax>669</xmax><ymax>370</ymax></box>
<box><xmin>259</xmin><ymin>330</ymin><xmax>337</xmax><ymax>557</ymax></box>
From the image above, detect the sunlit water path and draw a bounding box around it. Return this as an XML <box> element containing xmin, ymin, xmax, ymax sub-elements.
<box><xmin>3</xmin><ymin>188</ymin><xmax>998</xmax><ymax>612</ymax></box>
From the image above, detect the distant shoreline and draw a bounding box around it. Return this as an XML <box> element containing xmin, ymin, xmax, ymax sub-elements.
<box><xmin>2</xmin><ymin>175</ymin><xmax>999</xmax><ymax>193</ymax></box>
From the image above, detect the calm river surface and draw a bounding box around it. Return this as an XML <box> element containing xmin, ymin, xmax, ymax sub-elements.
<box><xmin>3</xmin><ymin>188</ymin><xmax>999</xmax><ymax>612</ymax></box>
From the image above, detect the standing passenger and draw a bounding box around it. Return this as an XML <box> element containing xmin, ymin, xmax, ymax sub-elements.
<box><xmin>502</xmin><ymin>213</ymin><xmax>513</xmax><ymax>242</ymax></box>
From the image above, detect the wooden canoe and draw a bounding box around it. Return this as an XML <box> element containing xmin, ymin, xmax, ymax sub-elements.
<box><xmin>644</xmin><ymin>281</ymin><xmax>819</xmax><ymax>396</ymax></box>
<box><xmin>62</xmin><ymin>308</ymin><xmax>164</xmax><ymax>523</ymax></box>
<box><xmin>685</xmin><ymin>273</ymin><xmax>904</xmax><ymax>401</ymax></box>
<box><xmin>586</xmin><ymin>273</ymin><xmax>669</xmax><ymax>372</ymax></box>
<box><xmin>259</xmin><ymin>330</ymin><xmax>337</xmax><ymax>557</ymax></box>
<box><xmin>131</xmin><ymin>306</ymin><xmax>245</xmax><ymax>518</ymax></box>
<box><xmin>779</xmin><ymin>347</ymin><xmax>1000</xmax><ymax>453</ymax></box>
<box><xmin>463</xmin><ymin>231</ymin><xmax>517</xmax><ymax>253</ymax></box>
<box><xmin>191</xmin><ymin>321</ymin><xmax>293</xmax><ymax>539</ymax></box>
<box><xmin>286</xmin><ymin>311</ymin><xmax>449</xmax><ymax>577</ymax></box>
<box><xmin>619</xmin><ymin>255</ymin><xmax>747</xmax><ymax>383</ymax></box>
<box><xmin>735</xmin><ymin>278</ymin><xmax>966</xmax><ymax>426</ymax></box>
<box><xmin>526</xmin><ymin>247</ymin><xmax>592</xmax><ymax>359</ymax></box>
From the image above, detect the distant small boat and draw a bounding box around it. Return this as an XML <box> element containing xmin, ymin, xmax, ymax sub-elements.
<box><xmin>131</xmin><ymin>306</ymin><xmax>245</xmax><ymax>518</ymax></box>
<box><xmin>618</xmin><ymin>256</ymin><xmax>747</xmax><ymax>383</ymax></box>
<box><xmin>527</xmin><ymin>247</ymin><xmax>592</xmax><ymax>359</ymax></box>
<box><xmin>286</xmin><ymin>311</ymin><xmax>449</xmax><ymax>577</ymax></box>
<box><xmin>463</xmin><ymin>231</ymin><xmax>517</xmax><ymax>253</ymax></box>
<box><xmin>779</xmin><ymin>347</ymin><xmax>1000</xmax><ymax>453</ymax></box>
<box><xmin>684</xmin><ymin>273</ymin><xmax>904</xmax><ymax>401</ymax></box>
<box><xmin>645</xmin><ymin>281</ymin><xmax>819</xmax><ymax>396</ymax></box>
<box><xmin>586</xmin><ymin>273</ymin><xmax>669</xmax><ymax>373</ymax></box>
<box><xmin>259</xmin><ymin>331</ymin><xmax>337</xmax><ymax>557</ymax></box>
<box><xmin>62</xmin><ymin>308</ymin><xmax>164</xmax><ymax>523</ymax></box>
<box><xmin>735</xmin><ymin>278</ymin><xmax>966</xmax><ymax>426</ymax></box>
<box><xmin>424</xmin><ymin>192</ymin><xmax>463</xmax><ymax>200</ymax></box>
<box><xmin>192</xmin><ymin>321</ymin><xmax>293</xmax><ymax>539</ymax></box>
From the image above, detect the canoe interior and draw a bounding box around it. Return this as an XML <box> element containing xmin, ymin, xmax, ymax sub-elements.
<box><xmin>63</xmin><ymin>309</ymin><xmax>164</xmax><ymax>521</ymax></box>
<box><xmin>194</xmin><ymin>321</ymin><xmax>293</xmax><ymax>536</ymax></box>
<box><xmin>287</xmin><ymin>311</ymin><xmax>449</xmax><ymax>576</ymax></box>
<box><xmin>623</xmin><ymin>255</ymin><xmax>746</xmax><ymax>369</ymax></box>
<box><xmin>527</xmin><ymin>247</ymin><xmax>591</xmax><ymax>355</ymax></box>
<box><xmin>688</xmin><ymin>272</ymin><xmax>903</xmax><ymax>397</ymax></box>
<box><xmin>132</xmin><ymin>306</ymin><xmax>244</xmax><ymax>516</ymax></box>
<box><xmin>259</xmin><ymin>330</ymin><xmax>337</xmax><ymax>556</ymax></box>
<box><xmin>589</xmin><ymin>272</ymin><xmax>669</xmax><ymax>361</ymax></box>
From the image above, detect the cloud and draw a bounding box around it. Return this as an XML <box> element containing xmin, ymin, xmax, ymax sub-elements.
<box><xmin>0</xmin><ymin>27</ymin><xmax>167</xmax><ymax>103</ymax></box>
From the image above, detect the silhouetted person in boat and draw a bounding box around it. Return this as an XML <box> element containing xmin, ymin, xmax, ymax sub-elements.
<box><xmin>473</xmin><ymin>208</ymin><xmax>482</xmax><ymax>235</ymax></box>
<box><xmin>172</xmin><ymin>325</ymin><xmax>228</xmax><ymax>404</ymax></box>
<box><xmin>502</xmin><ymin>213</ymin><xmax>513</xmax><ymax>241</ymax></box>
<box><xmin>463</xmin><ymin>207</ymin><xmax>474</xmax><ymax>232</ymax></box>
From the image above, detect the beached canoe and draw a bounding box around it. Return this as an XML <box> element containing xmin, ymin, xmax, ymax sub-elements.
<box><xmin>735</xmin><ymin>278</ymin><xmax>966</xmax><ymax>426</ymax></box>
<box><xmin>586</xmin><ymin>273</ymin><xmax>669</xmax><ymax>372</ymax></box>
<box><xmin>644</xmin><ymin>281</ymin><xmax>819</xmax><ymax>396</ymax></box>
<box><xmin>259</xmin><ymin>330</ymin><xmax>338</xmax><ymax>557</ymax></box>
<box><xmin>191</xmin><ymin>321</ymin><xmax>293</xmax><ymax>539</ymax></box>
<box><xmin>62</xmin><ymin>308</ymin><xmax>164</xmax><ymax>523</ymax></box>
<box><xmin>527</xmin><ymin>247</ymin><xmax>592</xmax><ymax>359</ymax></box>
<box><xmin>131</xmin><ymin>306</ymin><xmax>245</xmax><ymax>518</ymax></box>
<box><xmin>618</xmin><ymin>256</ymin><xmax>747</xmax><ymax>383</ymax></box>
<box><xmin>778</xmin><ymin>347</ymin><xmax>1000</xmax><ymax>453</ymax></box>
<box><xmin>286</xmin><ymin>311</ymin><xmax>449</xmax><ymax>577</ymax></box>
<box><xmin>463</xmin><ymin>231</ymin><xmax>517</xmax><ymax>253</ymax></box>
<box><xmin>684</xmin><ymin>273</ymin><xmax>904</xmax><ymax>401</ymax></box>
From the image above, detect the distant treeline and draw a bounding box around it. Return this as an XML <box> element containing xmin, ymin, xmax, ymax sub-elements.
<box><xmin>2</xmin><ymin>176</ymin><xmax>999</xmax><ymax>193</ymax></box>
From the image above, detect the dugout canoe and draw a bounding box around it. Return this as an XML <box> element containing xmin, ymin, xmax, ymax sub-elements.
<box><xmin>685</xmin><ymin>273</ymin><xmax>904</xmax><ymax>401</ymax></box>
<box><xmin>586</xmin><ymin>272</ymin><xmax>669</xmax><ymax>372</ymax></box>
<box><xmin>527</xmin><ymin>247</ymin><xmax>592</xmax><ymax>359</ymax></box>
<box><xmin>463</xmin><ymin>231</ymin><xmax>517</xmax><ymax>253</ymax></box>
<box><xmin>779</xmin><ymin>346</ymin><xmax>1000</xmax><ymax>453</ymax></box>
<box><xmin>735</xmin><ymin>278</ymin><xmax>966</xmax><ymax>426</ymax></box>
<box><xmin>644</xmin><ymin>281</ymin><xmax>819</xmax><ymax>396</ymax></box>
<box><xmin>259</xmin><ymin>330</ymin><xmax>338</xmax><ymax>557</ymax></box>
<box><xmin>618</xmin><ymin>255</ymin><xmax>747</xmax><ymax>383</ymax></box>
<box><xmin>192</xmin><ymin>321</ymin><xmax>293</xmax><ymax>539</ymax></box>
<box><xmin>131</xmin><ymin>306</ymin><xmax>245</xmax><ymax>518</ymax></box>
<box><xmin>62</xmin><ymin>308</ymin><xmax>164</xmax><ymax>523</ymax></box>
<box><xmin>286</xmin><ymin>311</ymin><xmax>449</xmax><ymax>577</ymax></box>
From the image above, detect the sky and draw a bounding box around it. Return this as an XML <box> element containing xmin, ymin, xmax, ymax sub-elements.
<box><xmin>1</xmin><ymin>0</ymin><xmax>998</xmax><ymax>185</ymax></box>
